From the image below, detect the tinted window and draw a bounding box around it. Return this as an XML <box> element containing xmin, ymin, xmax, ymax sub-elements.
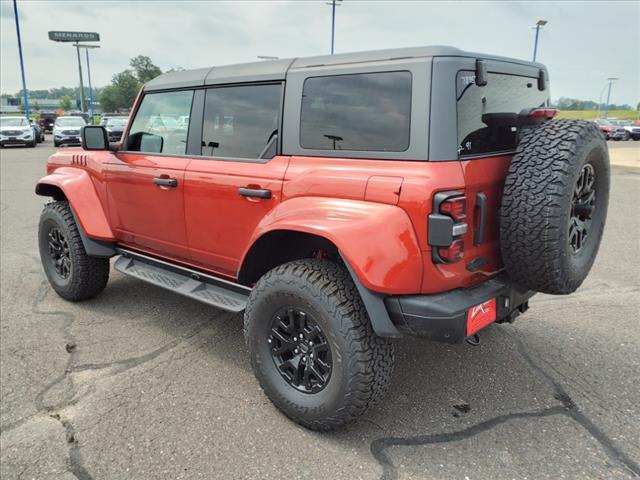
<box><xmin>201</xmin><ymin>84</ymin><xmax>281</xmax><ymax>159</ymax></box>
<box><xmin>456</xmin><ymin>71</ymin><xmax>548</xmax><ymax>157</ymax></box>
<box><xmin>300</xmin><ymin>71</ymin><xmax>412</xmax><ymax>152</ymax></box>
<box><xmin>127</xmin><ymin>90</ymin><xmax>193</xmax><ymax>155</ymax></box>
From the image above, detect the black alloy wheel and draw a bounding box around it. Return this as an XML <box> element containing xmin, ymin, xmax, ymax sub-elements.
<box><xmin>268</xmin><ymin>307</ymin><xmax>332</xmax><ymax>394</ymax></box>
<box><xmin>47</xmin><ymin>227</ymin><xmax>72</xmax><ymax>280</ymax></box>
<box><xmin>569</xmin><ymin>163</ymin><xmax>596</xmax><ymax>253</ymax></box>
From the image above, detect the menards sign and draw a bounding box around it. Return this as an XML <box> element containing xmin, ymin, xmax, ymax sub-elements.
<box><xmin>48</xmin><ymin>31</ymin><xmax>100</xmax><ymax>42</ymax></box>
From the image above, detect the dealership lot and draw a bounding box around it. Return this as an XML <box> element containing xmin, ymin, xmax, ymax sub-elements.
<box><xmin>1</xmin><ymin>142</ymin><xmax>639</xmax><ymax>479</ymax></box>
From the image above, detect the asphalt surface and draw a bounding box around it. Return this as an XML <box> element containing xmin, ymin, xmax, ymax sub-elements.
<box><xmin>1</xmin><ymin>140</ymin><xmax>639</xmax><ymax>480</ymax></box>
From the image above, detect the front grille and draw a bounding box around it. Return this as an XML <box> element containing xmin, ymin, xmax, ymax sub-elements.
<box><xmin>2</xmin><ymin>130</ymin><xmax>22</xmax><ymax>136</ymax></box>
<box><xmin>632</xmin><ymin>128</ymin><xmax>640</xmax><ymax>134</ymax></box>
<box><xmin>61</xmin><ymin>130</ymin><xmax>80</xmax><ymax>135</ymax></box>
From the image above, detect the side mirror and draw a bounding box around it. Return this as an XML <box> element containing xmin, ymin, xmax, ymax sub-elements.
<box><xmin>82</xmin><ymin>126</ymin><xmax>109</xmax><ymax>150</ymax></box>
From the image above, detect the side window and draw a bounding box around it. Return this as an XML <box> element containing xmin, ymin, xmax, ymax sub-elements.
<box><xmin>201</xmin><ymin>83</ymin><xmax>281</xmax><ymax>159</ymax></box>
<box><xmin>300</xmin><ymin>71</ymin><xmax>412</xmax><ymax>152</ymax></box>
<box><xmin>126</xmin><ymin>90</ymin><xmax>194</xmax><ymax>155</ymax></box>
<box><xmin>456</xmin><ymin>71</ymin><xmax>548</xmax><ymax>157</ymax></box>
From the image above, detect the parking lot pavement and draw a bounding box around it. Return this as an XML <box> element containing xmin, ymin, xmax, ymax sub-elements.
<box><xmin>1</xmin><ymin>141</ymin><xmax>639</xmax><ymax>480</ymax></box>
<box><xmin>608</xmin><ymin>140</ymin><xmax>640</xmax><ymax>169</ymax></box>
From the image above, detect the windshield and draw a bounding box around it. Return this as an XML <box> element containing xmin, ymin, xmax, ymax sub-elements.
<box><xmin>0</xmin><ymin>117</ymin><xmax>29</xmax><ymax>127</ymax></box>
<box><xmin>107</xmin><ymin>118</ymin><xmax>128</xmax><ymax>127</ymax></box>
<box><xmin>56</xmin><ymin>117</ymin><xmax>86</xmax><ymax>127</ymax></box>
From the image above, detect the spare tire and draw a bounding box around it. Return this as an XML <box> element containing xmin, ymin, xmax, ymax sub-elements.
<box><xmin>500</xmin><ymin>119</ymin><xmax>609</xmax><ymax>294</ymax></box>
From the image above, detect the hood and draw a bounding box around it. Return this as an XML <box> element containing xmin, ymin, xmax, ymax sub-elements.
<box><xmin>0</xmin><ymin>125</ymin><xmax>31</xmax><ymax>133</ymax></box>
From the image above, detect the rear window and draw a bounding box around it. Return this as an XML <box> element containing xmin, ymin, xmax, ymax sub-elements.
<box><xmin>300</xmin><ymin>71</ymin><xmax>412</xmax><ymax>152</ymax></box>
<box><xmin>456</xmin><ymin>71</ymin><xmax>548</xmax><ymax>157</ymax></box>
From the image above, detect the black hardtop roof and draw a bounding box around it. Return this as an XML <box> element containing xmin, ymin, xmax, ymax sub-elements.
<box><xmin>145</xmin><ymin>45</ymin><xmax>544</xmax><ymax>92</ymax></box>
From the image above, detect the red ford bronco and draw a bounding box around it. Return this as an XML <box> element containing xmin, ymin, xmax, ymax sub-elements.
<box><xmin>36</xmin><ymin>46</ymin><xmax>609</xmax><ymax>430</ymax></box>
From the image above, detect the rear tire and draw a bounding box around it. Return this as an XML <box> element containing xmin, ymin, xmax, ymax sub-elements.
<box><xmin>244</xmin><ymin>259</ymin><xmax>394</xmax><ymax>431</ymax></box>
<box><xmin>38</xmin><ymin>201</ymin><xmax>110</xmax><ymax>301</ymax></box>
<box><xmin>500</xmin><ymin>120</ymin><xmax>609</xmax><ymax>294</ymax></box>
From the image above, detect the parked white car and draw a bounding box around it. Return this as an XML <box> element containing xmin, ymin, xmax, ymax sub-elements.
<box><xmin>0</xmin><ymin>116</ymin><xmax>36</xmax><ymax>148</ymax></box>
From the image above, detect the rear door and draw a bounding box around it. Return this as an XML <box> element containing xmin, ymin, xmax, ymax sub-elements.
<box><xmin>183</xmin><ymin>83</ymin><xmax>289</xmax><ymax>279</ymax></box>
<box><xmin>455</xmin><ymin>66</ymin><xmax>549</xmax><ymax>274</ymax></box>
<box><xmin>106</xmin><ymin>89</ymin><xmax>194</xmax><ymax>261</ymax></box>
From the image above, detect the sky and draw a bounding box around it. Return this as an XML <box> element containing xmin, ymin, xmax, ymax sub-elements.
<box><xmin>1</xmin><ymin>0</ymin><xmax>638</xmax><ymax>105</ymax></box>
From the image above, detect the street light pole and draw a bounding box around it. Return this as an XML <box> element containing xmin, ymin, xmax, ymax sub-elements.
<box><xmin>532</xmin><ymin>19</ymin><xmax>548</xmax><ymax>62</ymax></box>
<box><xmin>12</xmin><ymin>0</ymin><xmax>29</xmax><ymax>120</ymax></box>
<box><xmin>604</xmin><ymin>77</ymin><xmax>619</xmax><ymax>119</ymax></box>
<box><xmin>326</xmin><ymin>0</ymin><xmax>342</xmax><ymax>55</ymax></box>
<box><xmin>74</xmin><ymin>42</ymin><xmax>86</xmax><ymax>113</ymax></box>
<box><xmin>77</xmin><ymin>44</ymin><xmax>100</xmax><ymax>123</ymax></box>
<box><xmin>85</xmin><ymin>49</ymin><xmax>94</xmax><ymax>122</ymax></box>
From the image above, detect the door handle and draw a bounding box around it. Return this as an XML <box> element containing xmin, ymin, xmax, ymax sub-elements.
<box><xmin>153</xmin><ymin>177</ymin><xmax>178</xmax><ymax>187</ymax></box>
<box><xmin>238</xmin><ymin>187</ymin><xmax>272</xmax><ymax>199</ymax></box>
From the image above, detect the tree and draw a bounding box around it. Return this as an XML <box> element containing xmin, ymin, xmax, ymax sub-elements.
<box><xmin>59</xmin><ymin>95</ymin><xmax>72</xmax><ymax>111</ymax></box>
<box><xmin>98</xmin><ymin>70</ymin><xmax>140</xmax><ymax>112</ymax></box>
<box><xmin>98</xmin><ymin>85</ymin><xmax>120</xmax><ymax>113</ymax></box>
<box><xmin>130</xmin><ymin>55</ymin><xmax>162</xmax><ymax>83</ymax></box>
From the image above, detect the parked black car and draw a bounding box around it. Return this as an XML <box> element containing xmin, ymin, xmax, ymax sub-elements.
<box><xmin>103</xmin><ymin>116</ymin><xmax>129</xmax><ymax>142</ymax></box>
<box><xmin>30</xmin><ymin>120</ymin><xmax>45</xmax><ymax>143</ymax></box>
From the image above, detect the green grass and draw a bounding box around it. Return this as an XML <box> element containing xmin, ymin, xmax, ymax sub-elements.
<box><xmin>557</xmin><ymin>110</ymin><xmax>640</xmax><ymax>121</ymax></box>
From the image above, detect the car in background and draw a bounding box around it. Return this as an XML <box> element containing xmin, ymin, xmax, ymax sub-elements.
<box><xmin>0</xmin><ymin>116</ymin><xmax>36</xmax><ymax>148</ymax></box>
<box><xmin>53</xmin><ymin>116</ymin><xmax>86</xmax><ymax>147</ymax></box>
<box><xmin>103</xmin><ymin>116</ymin><xmax>129</xmax><ymax>142</ymax></box>
<box><xmin>38</xmin><ymin>112</ymin><xmax>58</xmax><ymax>132</ymax></box>
<box><xmin>66</xmin><ymin>111</ymin><xmax>91</xmax><ymax>124</ymax></box>
<box><xmin>100</xmin><ymin>113</ymin><xmax>121</xmax><ymax>125</ymax></box>
<box><xmin>609</xmin><ymin>119</ymin><xmax>640</xmax><ymax>141</ymax></box>
<box><xmin>177</xmin><ymin>115</ymin><xmax>190</xmax><ymax>128</ymax></box>
<box><xmin>594</xmin><ymin>118</ymin><xmax>626</xmax><ymax>140</ymax></box>
<box><xmin>29</xmin><ymin>120</ymin><xmax>45</xmax><ymax>143</ymax></box>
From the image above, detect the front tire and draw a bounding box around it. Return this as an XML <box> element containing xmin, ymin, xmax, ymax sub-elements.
<box><xmin>38</xmin><ymin>201</ymin><xmax>110</xmax><ymax>301</ymax></box>
<box><xmin>244</xmin><ymin>259</ymin><xmax>394</xmax><ymax>431</ymax></box>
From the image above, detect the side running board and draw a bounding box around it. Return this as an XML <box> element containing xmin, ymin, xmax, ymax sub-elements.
<box><xmin>114</xmin><ymin>249</ymin><xmax>250</xmax><ymax>313</ymax></box>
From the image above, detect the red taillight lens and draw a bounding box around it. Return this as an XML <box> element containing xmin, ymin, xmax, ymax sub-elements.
<box><xmin>438</xmin><ymin>238</ymin><xmax>464</xmax><ymax>262</ymax></box>
<box><xmin>528</xmin><ymin>108</ymin><xmax>559</xmax><ymax>119</ymax></box>
<box><xmin>440</xmin><ymin>196</ymin><xmax>467</xmax><ymax>221</ymax></box>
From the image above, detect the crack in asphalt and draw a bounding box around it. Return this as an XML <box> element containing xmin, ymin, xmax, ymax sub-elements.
<box><xmin>1</xmin><ymin>278</ymin><xmax>218</xmax><ymax>480</ymax></box>
<box><xmin>369</xmin><ymin>329</ymin><xmax>640</xmax><ymax>480</ymax></box>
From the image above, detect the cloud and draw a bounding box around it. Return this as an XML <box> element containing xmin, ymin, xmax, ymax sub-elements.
<box><xmin>0</xmin><ymin>0</ymin><xmax>637</xmax><ymax>105</ymax></box>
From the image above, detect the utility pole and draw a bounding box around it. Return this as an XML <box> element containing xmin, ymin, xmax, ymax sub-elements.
<box><xmin>604</xmin><ymin>77</ymin><xmax>619</xmax><ymax>119</ymax></box>
<box><xmin>12</xmin><ymin>0</ymin><xmax>29</xmax><ymax>120</ymax></box>
<box><xmin>326</xmin><ymin>0</ymin><xmax>342</xmax><ymax>55</ymax></box>
<box><xmin>74</xmin><ymin>42</ymin><xmax>86</xmax><ymax>112</ymax></box>
<box><xmin>532</xmin><ymin>19</ymin><xmax>548</xmax><ymax>62</ymax></box>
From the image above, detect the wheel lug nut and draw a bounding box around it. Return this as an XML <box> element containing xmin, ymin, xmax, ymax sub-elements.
<box><xmin>310</xmin><ymin>353</ymin><xmax>314</xmax><ymax>358</ymax></box>
<box><xmin>294</xmin><ymin>349</ymin><xmax>299</xmax><ymax>354</ymax></box>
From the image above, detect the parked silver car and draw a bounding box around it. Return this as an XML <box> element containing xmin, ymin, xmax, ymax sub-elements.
<box><xmin>53</xmin><ymin>116</ymin><xmax>87</xmax><ymax>147</ymax></box>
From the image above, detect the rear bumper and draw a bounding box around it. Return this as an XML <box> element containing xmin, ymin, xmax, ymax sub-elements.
<box><xmin>384</xmin><ymin>275</ymin><xmax>535</xmax><ymax>343</ymax></box>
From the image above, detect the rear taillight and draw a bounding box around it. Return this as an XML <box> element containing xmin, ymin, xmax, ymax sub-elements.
<box><xmin>428</xmin><ymin>191</ymin><xmax>468</xmax><ymax>264</ymax></box>
<box><xmin>439</xmin><ymin>196</ymin><xmax>467</xmax><ymax>221</ymax></box>
<box><xmin>438</xmin><ymin>238</ymin><xmax>465</xmax><ymax>263</ymax></box>
<box><xmin>528</xmin><ymin>108</ymin><xmax>559</xmax><ymax>119</ymax></box>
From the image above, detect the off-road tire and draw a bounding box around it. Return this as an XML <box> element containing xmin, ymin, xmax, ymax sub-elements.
<box><xmin>38</xmin><ymin>201</ymin><xmax>110</xmax><ymax>301</ymax></box>
<box><xmin>244</xmin><ymin>259</ymin><xmax>394</xmax><ymax>431</ymax></box>
<box><xmin>500</xmin><ymin>119</ymin><xmax>609</xmax><ymax>294</ymax></box>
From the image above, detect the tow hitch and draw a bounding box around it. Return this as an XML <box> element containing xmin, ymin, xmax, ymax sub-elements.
<box><xmin>465</xmin><ymin>333</ymin><xmax>481</xmax><ymax>346</ymax></box>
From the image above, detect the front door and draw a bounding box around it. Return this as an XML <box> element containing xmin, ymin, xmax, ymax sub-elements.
<box><xmin>106</xmin><ymin>89</ymin><xmax>195</xmax><ymax>261</ymax></box>
<box><xmin>183</xmin><ymin>83</ymin><xmax>288</xmax><ymax>278</ymax></box>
